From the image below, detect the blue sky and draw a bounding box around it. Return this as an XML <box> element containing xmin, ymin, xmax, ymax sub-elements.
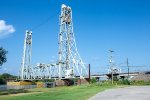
<box><xmin>0</xmin><ymin>0</ymin><xmax>150</xmax><ymax>75</ymax></box>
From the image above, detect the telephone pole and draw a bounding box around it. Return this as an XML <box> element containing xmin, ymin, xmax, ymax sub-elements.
<box><xmin>127</xmin><ymin>58</ymin><xmax>129</xmax><ymax>79</ymax></box>
<box><xmin>109</xmin><ymin>50</ymin><xmax>114</xmax><ymax>84</ymax></box>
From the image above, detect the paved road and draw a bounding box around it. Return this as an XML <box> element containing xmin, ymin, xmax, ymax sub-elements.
<box><xmin>89</xmin><ymin>86</ymin><xmax>150</xmax><ymax>100</ymax></box>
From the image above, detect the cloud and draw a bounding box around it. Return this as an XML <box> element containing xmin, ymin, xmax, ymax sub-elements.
<box><xmin>0</xmin><ymin>20</ymin><xmax>15</xmax><ymax>38</ymax></box>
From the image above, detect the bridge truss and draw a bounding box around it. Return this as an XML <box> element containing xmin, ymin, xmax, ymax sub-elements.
<box><xmin>19</xmin><ymin>4</ymin><xmax>88</xmax><ymax>80</ymax></box>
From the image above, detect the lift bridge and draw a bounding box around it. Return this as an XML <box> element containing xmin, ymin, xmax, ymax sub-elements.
<box><xmin>19</xmin><ymin>4</ymin><xmax>88</xmax><ymax>80</ymax></box>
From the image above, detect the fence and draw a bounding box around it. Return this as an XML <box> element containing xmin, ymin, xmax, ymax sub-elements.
<box><xmin>0</xmin><ymin>85</ymin><xmax>7</xmax><ymax>90</ymax></box>
<box><xmin>0</xmin><ymin>85</ymin><xmax>37</xmax><ymax>91</ymax></box>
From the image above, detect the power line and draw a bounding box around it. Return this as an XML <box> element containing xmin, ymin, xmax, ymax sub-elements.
<box><xmin>30</xmin><ymin>17</ymin><xmax>51</xmax><ymax>31</ymax></box>
<box><xmin>30</xmin><ymin>13</ymin><xmax>57</xmax><ymax>31</ymax></box>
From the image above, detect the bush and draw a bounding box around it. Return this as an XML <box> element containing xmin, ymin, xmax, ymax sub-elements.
<box><xmin>0</xmin><ymin>78</ymin><xmax>6</xmax><ymax>84</ymax></box>
<box><xmin>117</xmin><ymin>79</ymin><xmax>130</xmax><ymax>85</ymax></box>
<box><xmin>90</xmin><ymin>78</ymin><xmax>97</xmax><ymax>84</ymax></box>
<box><xmin>130</xmin><ymin>80</ymin><xmax>150</xmax><ymax>85</ymax></box>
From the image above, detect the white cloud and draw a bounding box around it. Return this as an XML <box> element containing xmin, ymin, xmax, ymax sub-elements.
<box><xmin>0</xmin><ymin>20</ymin><xmax>15</xmax><ymax>38</ymax></box>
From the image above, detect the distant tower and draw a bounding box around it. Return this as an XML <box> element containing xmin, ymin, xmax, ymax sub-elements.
<box><xmin>109</xmin><ymin>49</ymin><xmax>114</xmax><ymax>84</ymax></box>
<box><xmin>108</xmin><ymin>50</ymin><xmax>121</xmax><ymax>74</ymax></box>
<box><xmin>109</xmin><ymin>50</ymin><xmax>114</xmax><ymax>73</ymax></box>
<box><xmin>58</xmin><ymin>4</ymin><xmax>87</xmax><ymax>79</ymax></box>
<box><xmin>20</xmin><ymin>30</ymin><xmax>33</xmax><ymax>80</ymax></box>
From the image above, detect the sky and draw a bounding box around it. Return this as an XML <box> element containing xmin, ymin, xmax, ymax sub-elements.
<box><xmin>0</xmin><ymin>0</ymin><xmax>150</xmax><ymax>75</ymax></box>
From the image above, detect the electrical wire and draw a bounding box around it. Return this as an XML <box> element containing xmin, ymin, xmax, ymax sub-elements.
<box><xmin>30</xmin><ymin>17</ymin><xmax>51</xmax><ymax>31</ymax></box>
<box><xmin>30</xmin><ymin>13</ymin><xmax>57</xmax><ymax>31</ymax></box>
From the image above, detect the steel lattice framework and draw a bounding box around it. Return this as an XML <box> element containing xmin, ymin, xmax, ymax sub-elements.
<box><xmin>57</xmin><ymin>4</ymin><xmax>87</xmax><ymax>79</ymax></box>
<box><xmin>20</xmin><ymin>30</ymin><xmax>33</xmax><ymax>80</ymax></box>
<box><xmin>19</xmin><ymin>4</ymin><xmax>87</xmax><ymax>80</ymax></box>
<box><xmin>108</xmin><ymin>50</ymin><xmax>121</xmax><ymax>74</ymax></box>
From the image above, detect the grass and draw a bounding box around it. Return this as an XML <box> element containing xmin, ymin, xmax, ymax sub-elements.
<box><xmin>0</xmin><ymin>89</ymin><xmax>29</xmax><ymax>95</ymax></box>
<box><xmin>0</xmin><ymin>84</ymin><xmax>116</xmax><ymax>100</ymax></box>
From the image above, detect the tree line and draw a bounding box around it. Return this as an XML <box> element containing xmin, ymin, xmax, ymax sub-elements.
<box><xmin>0</xmin><ymin>47</ymin><xmax>10</xmax><ymax>84</ymax></box>
<box><xmin>0</xmin><ymin>73</ymin><xmax>17</xmax><ymax>84</ymax></box>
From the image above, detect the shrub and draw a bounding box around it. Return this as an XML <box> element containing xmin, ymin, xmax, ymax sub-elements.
<box><xmin>117</xmin><ymin>79</ymin><xmax>130</xmax><ymax>85</ymax></box>
<box><xmin>0</xmin><ymin>78</ymin><xmax>6</xmax><ymax>84</ymax></box>
<box><xmin>130</xmin><ymin>80</ymin><xmax>150</xmax><ymax>85</ymax></box>
<box><xmin>90</xmin><ymin>77</ymin><xmax>97</xmax><ymax>84</ymax></box>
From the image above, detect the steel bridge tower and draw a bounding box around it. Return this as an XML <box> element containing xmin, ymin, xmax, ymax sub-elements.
<box><xmin>20</xmin><ymin>30</ymin><xmax>33</xmax><ymax>80</ymax></box>
<box><xmin>58</xmin><ymin>4</ymin><xmax>87</xmax><ymax>79</ymax></box>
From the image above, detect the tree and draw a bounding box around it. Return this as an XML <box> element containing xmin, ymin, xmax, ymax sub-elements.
<box><xmin>0</xmin><ymin>47</ymin><xmax>8</xmax><ymax>67</ymax></box>
<box><xmin>0</xmin><ymin>73</ymin><xmax>12</xmax><ymax>79</ymax></box>
<box><xmin>0</xmin><ymin>73</ymin><xmax>17</xmax><ymax>84</ymax></box>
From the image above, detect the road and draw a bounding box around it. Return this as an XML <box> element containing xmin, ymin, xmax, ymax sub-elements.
<box><xmin>89</xmin><ymin>86</ymin><xmax>150</xmax><ymax>100</ymax></box>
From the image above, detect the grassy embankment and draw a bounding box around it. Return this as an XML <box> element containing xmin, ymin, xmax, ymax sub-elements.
<box><xmin>1</xmin><ymin>79</ymin><xmax>150</xmax><ymax>100</ymax></box>
<box><xmin>0</xmin><ymin>84</ymin><xmax>116</xmax><ymax>100</ymax></box>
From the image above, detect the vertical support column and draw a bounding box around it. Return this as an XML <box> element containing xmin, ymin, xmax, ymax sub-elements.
<box><xmin>20</xmin><ymin>30</ymin><xmax>32</xmax><ymax>80</ymax></box>
<box><xmin>89</xmin><ymin>64</ymin><xmax>91</xmax><ymax>83</ymax></box>
<box><xmin>127</xmin><ymin>58</ymin><xmax>129</xmax><ymax>79</ymax></box>
<box><xmin>21</xmin><ymin>31</ymin><xmax>27</xmax><ymax>80</ymax></box>
<box><xmin>67</xmin><ymin>24</ymin><xmax>71</xmax><ymax>69</ymax></box>
<box><xmin>58</xmin><ymin>4</ymin><xmax>87</xmax><ymax>79</ymax></box>
<box><xmin>58</xmin><ymin>10</ymin><xmax>62</xmax><ymax>79</ymax></box>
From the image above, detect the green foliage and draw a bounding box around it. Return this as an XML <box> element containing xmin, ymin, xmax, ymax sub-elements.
<box><xmin>102</xmin><ymin>79</ymin><xmax>150</xmax><ymax>86</ymax></box>
<box><xmin>0</xmin><ymin>47</ymin><xmax>8</xmax><ymax>66</ymax></box>
<box><xmin>0</xmin><ymin>73</ymin><xmax>17</xmax><ymax>85</ymax></box>
<box><xmin>116</xmin><ymin>80</ymin><xmax>150</xmax><ymax>85</ymax></box>
<box><xmin>130</xmin><ymin>80</ymin><xmax>150</xmax><ymax>85</ymax></box>
<box><xmin>117</xmin><ymin>79</ymin><xmax>130</xmax><ymax>85</ymax></box>
<box><xmin>0</xmin><ymin>78</ymin><xmax>6</xmax><ymax>84</ymax></box>
<box><xmin>0</xmin><ymin>84</ymin><xmax>115</xmax><ymax>100</ymax></box>
<box><xmin>101</xmin><ymin>80</ymin><xmax>113</xmax><ymax>85</ymax></box>
<box><xmin>0</xmin><ymin>89</ymin><xmax>28</xmax><ymax>95</ymax></box>
<box><xmin>0</xmin><ymin>73</ymin><xmax>17</xmax><ymax>79</ymax></box>
<box><xmin>90</xmin><ymin>77</ymin><xmax>97</xmax><ymax>84</ymax></box>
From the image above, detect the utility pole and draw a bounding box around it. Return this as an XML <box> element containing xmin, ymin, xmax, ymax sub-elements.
<box><xmin>127</xmin><ymin>58</ymin><xmax>129</xmax><ymax>79</ymax></box>
<box><xmin>89</xmin><ymin>64</ymin><xmax>91</xmax><ymax>83</ymax></box>
<box><xmin>109</xmin><ymin>50</ymin><xmax>114</xmax><ymax>84</ymax></box>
